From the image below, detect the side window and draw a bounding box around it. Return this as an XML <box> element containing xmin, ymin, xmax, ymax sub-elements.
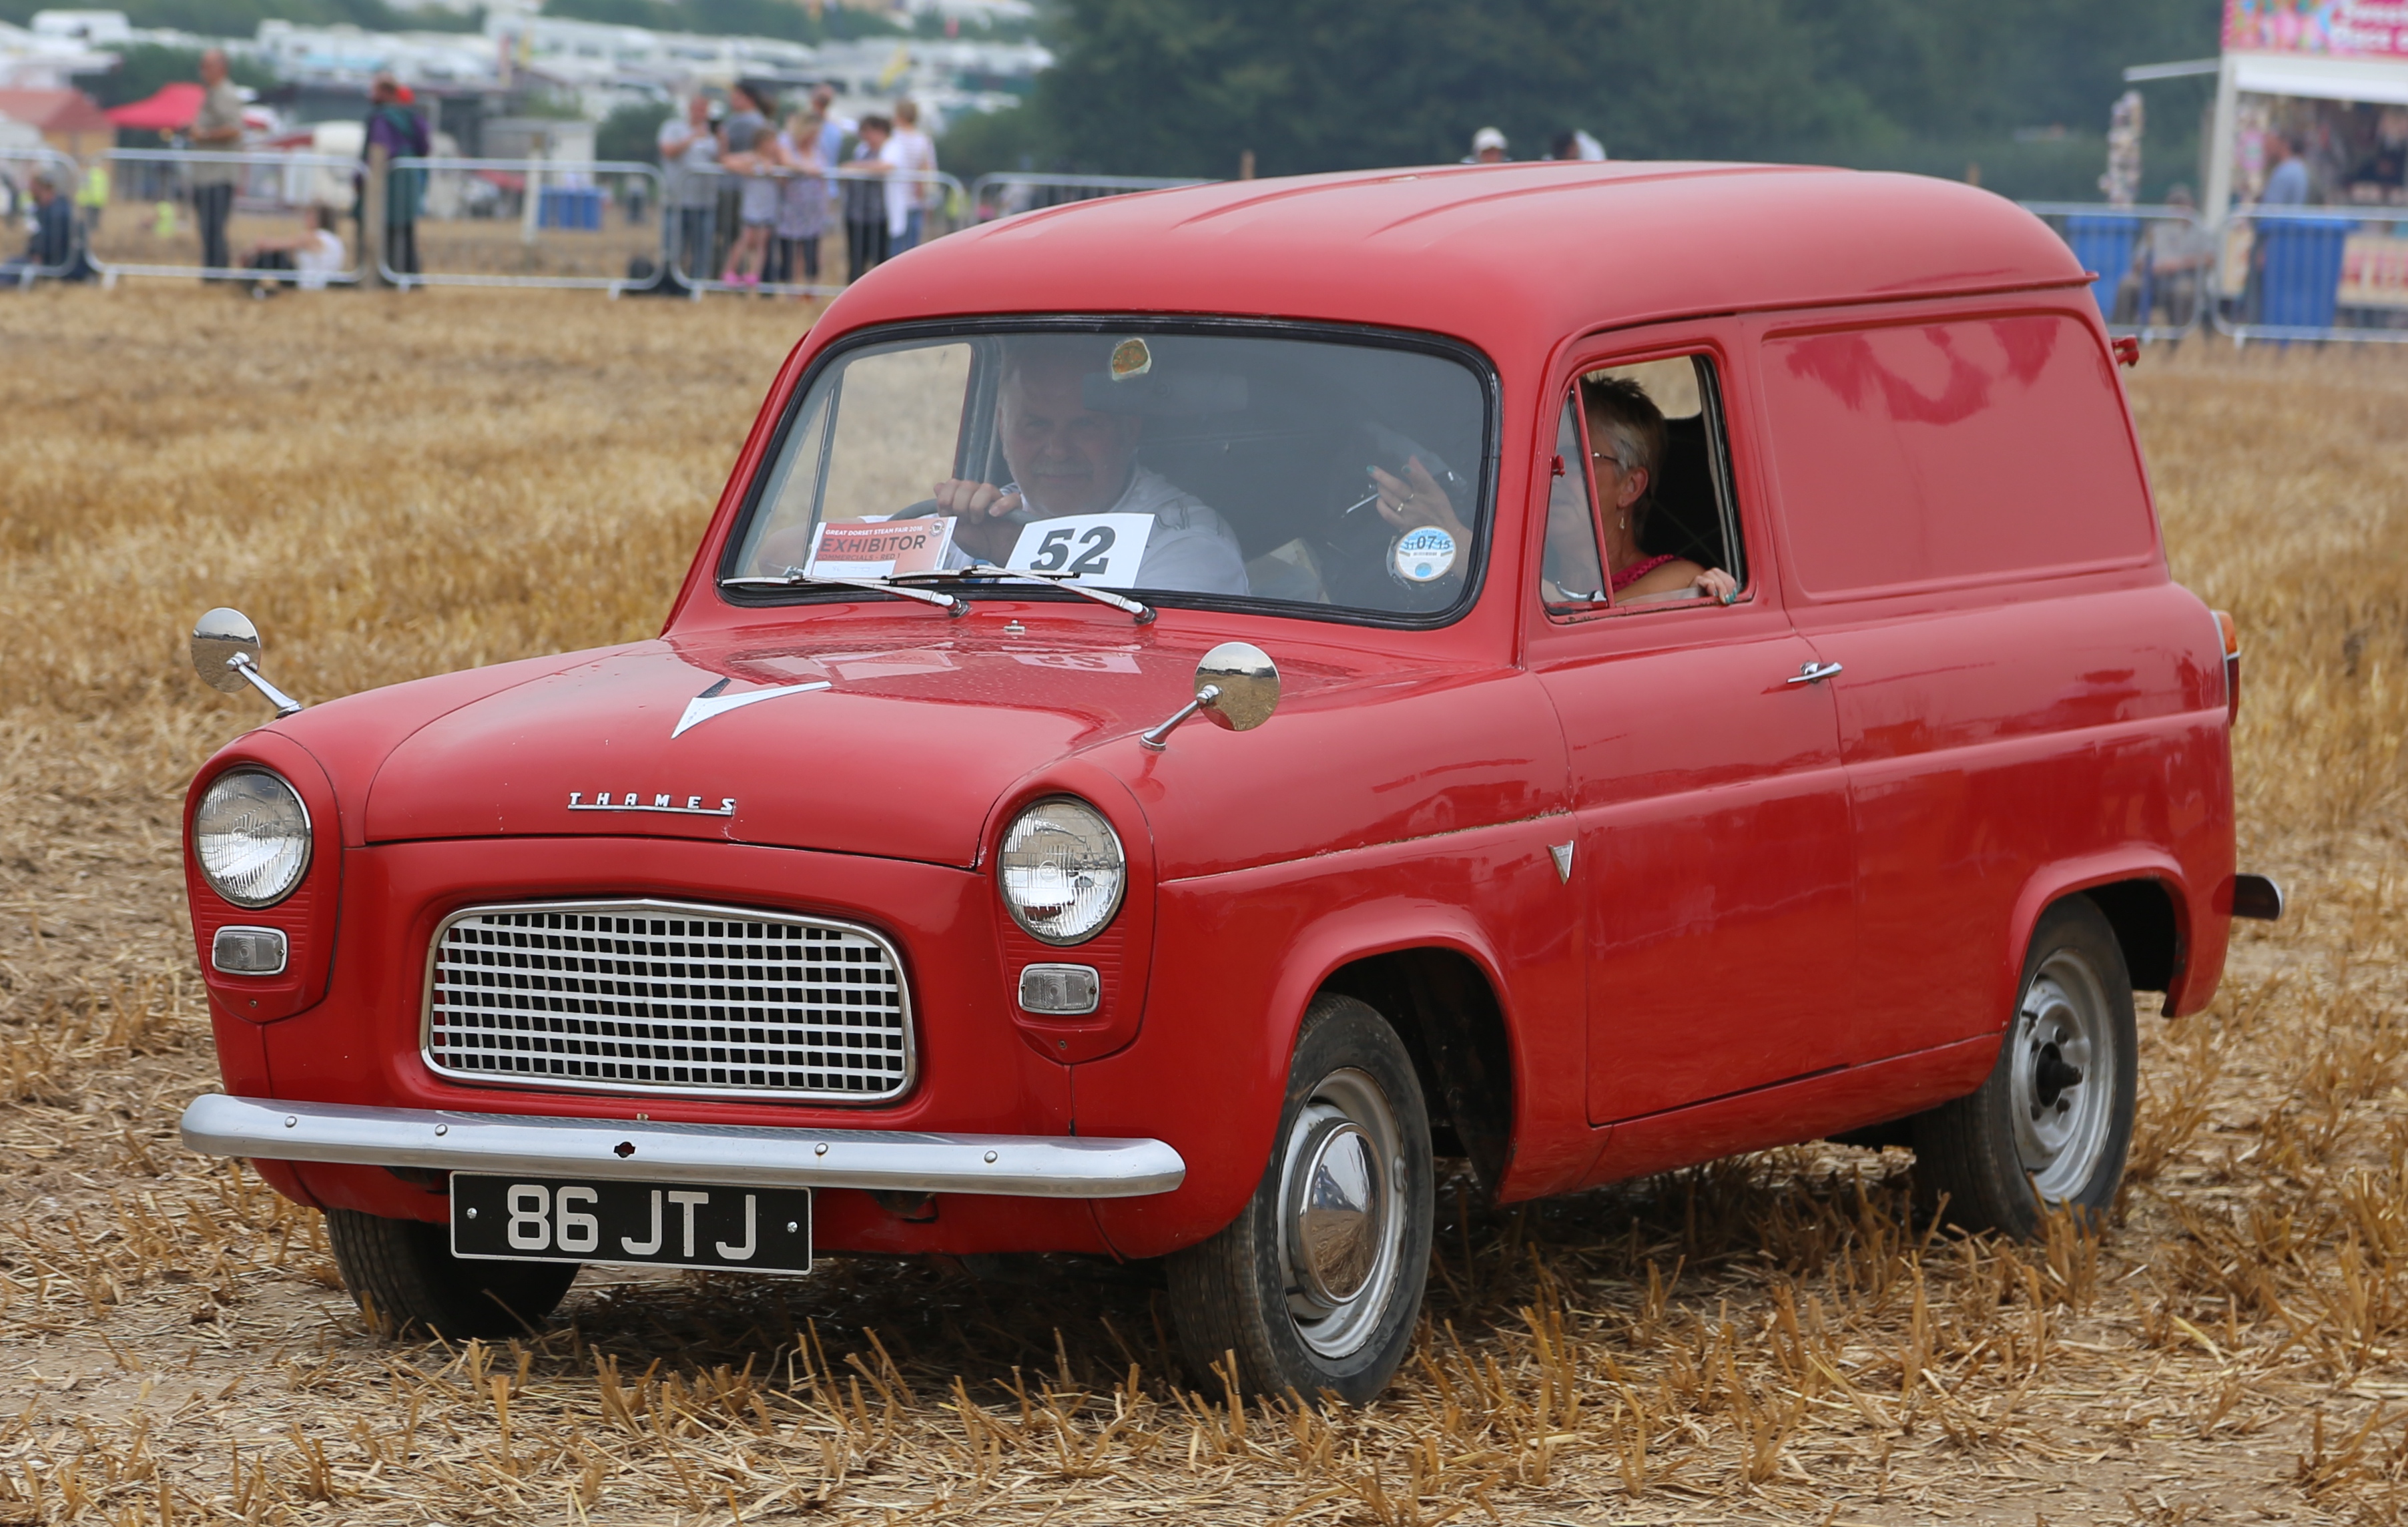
<box><xmin>1760</xmin><ymin>314</ymin><xmax>2156</xmax><ymax>597</ymax></box>
<box><xmin>1542</xmin><ymin>353</ymin><xmax>1747</xmax><ymax>617</ymax></box>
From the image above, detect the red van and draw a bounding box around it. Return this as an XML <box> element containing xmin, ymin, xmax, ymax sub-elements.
<box><xmin>178</xmin><ymin>162</ymin><xmax>2275</xmax><ymax>1403</ymax></box>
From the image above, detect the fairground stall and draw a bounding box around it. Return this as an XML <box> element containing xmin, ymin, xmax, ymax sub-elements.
<box><xmin>2201</xmin><ymin>0</ymin><xmax>2407</xmax><ymax>337</ymax></box>
<box><xmin>2059</xmin><ymin>1</ymin><xmax>2408</xmax><ymax>340</ymax></box>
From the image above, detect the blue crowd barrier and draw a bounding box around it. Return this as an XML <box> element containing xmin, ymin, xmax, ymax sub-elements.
<box><xmin>2019</xmin><ymin>202</ymin><xmax>2209</xmax><ymax>340</ymax></box>
<box><xmin>2027</xmin><ymin>201</ymin><xmax>2408</xmax><ymax>345</ymax></box>
<box><xmin>538</xmin><ymin>186</ymin><xmax>605</xmax><ymax>232</ymax></box>
<box><xmin>2063</xmin><ymin>214</ymin><xmax>2142</xmax><ymax>320</ymax></box>
<box><xmin>2254</xmin><ymin>216</ymin><xmax>2352</xmax><ymax>330</ymax></box>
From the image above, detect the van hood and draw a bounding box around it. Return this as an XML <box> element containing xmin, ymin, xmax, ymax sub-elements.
<box><xmin>360</xmin><ymin>625</ymin><xmax>1313</xmax><ymax>866</ymax></box>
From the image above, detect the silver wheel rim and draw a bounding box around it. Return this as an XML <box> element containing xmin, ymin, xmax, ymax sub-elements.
<box><xmin>1277</xmin><ymin>1067</ymin><xmax>1408</xmax><ymax>1359</ymax></box>
<box><xmin>2010</xmin><ymin>948</ymin><xmax>2116</xmax><ymax>1201</ymax></box>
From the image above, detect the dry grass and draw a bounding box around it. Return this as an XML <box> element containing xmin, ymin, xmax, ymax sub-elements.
<box><xmin>1</xmin><ymin>287</ymin><xmax>2405</xmax><ymax>1524</ymax></box>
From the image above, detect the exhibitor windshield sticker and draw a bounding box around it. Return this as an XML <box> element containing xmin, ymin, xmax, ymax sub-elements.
<box><xmin>805</xmin><ymin>515</ymin><xmax>956</xmax><ymax>579</ymax></box>
<box><xmin>1004</xmin><ymin>513</ymin><xmax>1155</xmax><ymax>589</ymax></box>
<box><xmin>1392</xmin><ymin>526</ymin><xmax>1457</xmax><ymax>583</ymax></box>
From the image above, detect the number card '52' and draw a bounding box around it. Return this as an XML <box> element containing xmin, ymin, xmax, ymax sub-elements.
<box><xmin>1005</xmin><ymin>513</ymin><xmax>1155</xmax><ymax>589</ymax></box>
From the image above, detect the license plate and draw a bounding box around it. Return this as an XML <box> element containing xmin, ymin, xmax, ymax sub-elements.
<box><xmin>450</xmin><ymin>1175</ymin><xmax>812</xmax><ymax>1275</ymax></box>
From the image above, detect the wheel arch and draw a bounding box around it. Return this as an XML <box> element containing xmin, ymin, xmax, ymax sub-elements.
<box><xmin>1089</xmin><ymin>836</ymin><xmax>1572</xmax><ymax>1262</ymax></box>
<box><xmin>2082</xmin><ymin>877</ymin><xmax>2182</xmax><ymax>994</ymax></box>
<box><xmin>2005</xmin><ymin>852</ymin><xmax>2194</xmax><ymax>1026</ymax></box>
<box><xmin>1318</xmin><ymin>946</ymin><xmax>1516</xmax><ymax>1201</ymax></box>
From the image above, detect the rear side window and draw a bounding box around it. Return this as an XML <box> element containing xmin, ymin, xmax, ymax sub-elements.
<box><xmin>1761</xmin><ymin>314</ymin><xmax>2155</xmax><ymax>596</ymax></box>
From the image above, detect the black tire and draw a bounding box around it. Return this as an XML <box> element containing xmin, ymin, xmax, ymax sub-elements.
<box><xmin>1167</xmin><ymin>994</ymin><xmax>1434</xmax><ymax>1404</ymax></box>
<box><xmin>1910</xmin><ymin>895</ymin><xmax>2138</xmax><ymax>1239</ymax></box>
<box><xmin>324</xmin><ymin>1207</ymin><xmax>579</xmax><ymax>1339</ymax></box>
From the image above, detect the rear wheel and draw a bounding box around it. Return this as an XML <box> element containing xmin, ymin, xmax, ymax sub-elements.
<box><xmin>324</xmin><ymin>1206</ymin><xmax>579</xmax><ymax>1339</ymax></box>
<box><xmin>1168</xmin><ymin>994</ymin><xmax>1434</xmax><ymax>1404</ymax></box>
<box><xmin>1911</xmin><ymin>895</ymin><xmax>2138</xmax><ymax>1239</ymax></box>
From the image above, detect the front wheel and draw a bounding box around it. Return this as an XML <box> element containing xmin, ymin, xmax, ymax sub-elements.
<box><xmin>1168</xmin><ymin>994</ymin><xmax>1434</xmax><ymax>1404</ymax></box>
<box><xmin>324</xmin><ymin>1207</ymin><xmax>579</xmax><ymax>1339</ymax></box>
<box><xmin>1910</xmin><ymin>895</ymin><xmax>2139</xmax><ymax>1239</ymax></box>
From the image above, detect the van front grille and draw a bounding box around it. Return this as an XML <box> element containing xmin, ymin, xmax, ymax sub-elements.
<box><xmin>422</xmin><ymin>900</ymin><xmax>912</xmax><ymax>1103</ymax></box>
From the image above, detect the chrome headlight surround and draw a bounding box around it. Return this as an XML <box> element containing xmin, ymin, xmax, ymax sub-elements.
<box><xmin>997</xmin><ymin>797</ymin><xmax>1127</xmax><ymax>946</ymax></box>
<box><xmin>192</xmin><ymin>768</ymin><xmax>312</xmax><ymax>910</ymax></box>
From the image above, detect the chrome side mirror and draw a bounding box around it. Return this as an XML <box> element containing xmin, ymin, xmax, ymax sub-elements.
<box><xmin>190</xmin><ymin>607</ymin><xmax>304</xmax><ymax>718</ymax></box>
<box><xmin>1139</xmin><ymin>641</ymin><xmax>1279</xmax><ymax>751</ymax></box>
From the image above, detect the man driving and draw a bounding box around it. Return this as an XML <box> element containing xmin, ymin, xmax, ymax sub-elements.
<box><xmin>930</xmin><ymin>336</ymin><xmax>1249</xmax><ymax>595</ymax></box>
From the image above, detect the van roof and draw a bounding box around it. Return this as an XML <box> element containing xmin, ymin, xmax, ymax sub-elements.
<box><xmin>832</xmin><ymin>162</ymin><xmax>2090</xmax><ymax>352</ymax></box>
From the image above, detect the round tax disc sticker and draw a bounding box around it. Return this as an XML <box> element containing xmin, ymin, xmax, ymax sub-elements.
<box><xmin>1109</xmin><ymin>337</ymin><xmax>1153</xmax><ymax>381</ymax></box>
<box><xmin>1393</xmin><ymin>526</ymin><xmax>1457</xmax><ymax>583</ymax></box>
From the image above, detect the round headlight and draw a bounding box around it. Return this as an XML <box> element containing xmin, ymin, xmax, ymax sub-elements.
<box><xmin>193</xmin><ymin>769</ymin><xmax>312</xmax><ymax>909</ymax></box>
<box><xmin>998</xmin><ymin>798</ymin><xmax>1126</xmax><ymax>946</ymax></box>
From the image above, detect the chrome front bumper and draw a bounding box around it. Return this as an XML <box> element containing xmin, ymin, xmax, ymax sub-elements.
<box><xmin>180</xmin><ymin>1095</ymin><xmax>1186</xmax><ymax>1199</ymax></box>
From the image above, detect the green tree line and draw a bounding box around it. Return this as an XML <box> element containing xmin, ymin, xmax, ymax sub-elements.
<box><xmin>947</xmin><ymin>0</ymin><xmax>2224</xmax><ymax>201</ymax></box>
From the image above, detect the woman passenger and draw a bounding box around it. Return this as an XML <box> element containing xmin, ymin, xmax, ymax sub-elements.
<box><xmin>1372</xmin><ymin>376</ymin><xmax>1736</xmax><ymax>607</ymax></box>
<box><xmin>1578</xmin><ymin>376</ymin><xmax>1735</xmax><ymax>603</ymax></box>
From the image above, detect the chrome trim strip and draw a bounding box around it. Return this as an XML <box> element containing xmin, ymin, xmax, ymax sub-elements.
<box><xmin>180</xmin><ymin>1095</ymin><xmax>1186</xmax><ymax>1199</ymax></box>
<box><xmin>419</xmin><ymin>897</ymin><xmax>916</xmax><ymax>1105</ymax></box>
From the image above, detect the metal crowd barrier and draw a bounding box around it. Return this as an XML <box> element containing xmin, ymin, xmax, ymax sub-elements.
<box><xmin>2020</xmin><ymin>202</ymin><xmax>2216</xmax><ymax>342</ymax></box>
<box><xmin>2210</xmin><ymin>206</ymin><xmax>2408</xmax><ymax>346</ymax></box>
<box><xmin>968</xmin><ymin>172</ymin><xmax>1209</xmax><ymax>225</ymax></box>
<box><xmin>382</xmin><ymin>157</ymin><xmax>668</xmax><ymax>294</ymax></box>
<box><xmin>669</xmin><ymin>166</ymin><xmax>963</xmax><ymax>298</ymax></box>
<box><xmin>88</xmin><ymin>148</ymin><xmax>362</xmax><ymax>286</ymax></box>
<box><xmin>1</xmin><ymin>145</ymin><xmax>86</xmax><ymax>284</ymax></box>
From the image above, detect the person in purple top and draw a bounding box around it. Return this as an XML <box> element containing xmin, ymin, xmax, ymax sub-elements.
<box><xmin>360</xmin><ymin>73</ymin><xmax>430</xmax><ymax>281</ymax></box>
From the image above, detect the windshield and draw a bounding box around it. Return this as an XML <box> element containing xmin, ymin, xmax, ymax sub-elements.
<box><xmin>723</xmin><ymin>326</ymin><xmax>1493</xmax><ymax>621</ymax></box>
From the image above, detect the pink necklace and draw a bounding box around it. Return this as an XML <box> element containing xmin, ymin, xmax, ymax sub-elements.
<box><xmin>1610</xmin><ymin>553</ymin><xmax>1678</xmax><ymax>593</ymax></box>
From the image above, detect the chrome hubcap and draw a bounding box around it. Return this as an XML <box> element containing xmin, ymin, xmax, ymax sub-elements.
<box><xmin>1293</xmin><ymin>1122</ymin><xmax>1380</xmax><ymax>1302</ymax></box>
<box><xmin>1279</xmin><ymin>1068</ymin><xmax>1406</xmax><ymax>1358</ymax></box>
<box><xmin>2010</xmin><ymin>948</ymin><xmax>2116</xmax><ymax>1201</ymax></box>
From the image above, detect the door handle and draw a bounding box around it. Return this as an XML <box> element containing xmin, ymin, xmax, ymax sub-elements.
<box><xmin>1785</xmin><ymin>661</ymin><xmax>1843</xmax><ymax>686</ymax></box>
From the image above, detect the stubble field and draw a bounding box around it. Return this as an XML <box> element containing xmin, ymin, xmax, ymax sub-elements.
<box><xmin>1</xmin><ymin>286</ymin><xmax>2405</xmax><ymax>1526</ymax></box>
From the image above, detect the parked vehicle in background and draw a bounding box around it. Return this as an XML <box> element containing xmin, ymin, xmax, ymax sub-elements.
<box><xmin>177</xmin><ymin>161</ymin><xmax>2277</xmax><ymax>1403</ymax></box>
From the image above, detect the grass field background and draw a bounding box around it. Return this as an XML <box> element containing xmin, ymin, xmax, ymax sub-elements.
<box><xmin>1</xmin><ymin>286</ymin><xmax>2405</xmax><ymax>1524</ymax></box>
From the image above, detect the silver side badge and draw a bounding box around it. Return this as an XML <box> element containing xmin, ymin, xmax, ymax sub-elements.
<box><xmin>672</xmin><ymin>678</ymin><xmax>832</xmax><ymax>739</ymax></box>
<box><xmin>570</xmin><ymin>792</ymin><xmax>735</xmax><ymax>817</ymax></box>
<box><xmin>1548</xmin><ymin>842</ymin><xmax>1574</xmax><ymax>883</ymax></box>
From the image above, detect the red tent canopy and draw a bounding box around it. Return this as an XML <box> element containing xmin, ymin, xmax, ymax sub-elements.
<box><xmin>105</xmin><ymin>82</ymin><xmax>205</xmax><ymax>131</ymax></box>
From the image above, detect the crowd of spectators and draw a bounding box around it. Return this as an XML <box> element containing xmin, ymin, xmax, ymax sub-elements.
<box><xmin>659</xmin><ymin>79</ymin><xmax>944</xmax><ymax>295</ymax></box>
<box><xmin>24</xmin><ymin>109</ymin><xmax>1596</xmax><ymax>295</ymax></box>
<box><xmin>4</xmin><ymin>59</ymin><xmax>948</xmax><ymax>297</ymax></box>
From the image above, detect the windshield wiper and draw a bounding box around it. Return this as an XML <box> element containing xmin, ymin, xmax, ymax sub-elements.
<box><xmin>893</xmin><ymin>564</ymin><xmax>1155</xmax><ymax>625</ymax></box>
<box><xmin>721</xmin><ymin>567</ymin><xmax>967</xmax><ymax>615</ymax></box>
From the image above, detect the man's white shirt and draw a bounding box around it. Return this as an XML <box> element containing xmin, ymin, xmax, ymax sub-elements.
<box><xmin>942</xmin><ymin>468</ymin><xmax>1250</xmax><ymax>594</ymax></box>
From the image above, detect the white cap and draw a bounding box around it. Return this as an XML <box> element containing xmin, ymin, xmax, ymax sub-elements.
<box><xmin>1471</xmin><ymin>126</ymin><xmax>1506</xmax><ymax>153</ymax></box>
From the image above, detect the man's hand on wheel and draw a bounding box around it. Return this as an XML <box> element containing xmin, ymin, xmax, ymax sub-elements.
<box><xmin>933</xmin><ymin>479</ymin><xmax>1024</xmax><ymax>563</ymax></box>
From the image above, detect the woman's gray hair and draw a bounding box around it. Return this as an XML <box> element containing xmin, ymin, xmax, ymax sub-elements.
<box><xmin>1579</xmin><ymin>374</ymin><xmax>1667</xmax><ymax>535</ymax></box>
<box><xmin>1579</xmin><ymin>373</ymin><xmax>1657</xmax><ymax>535</ymax></box>
<box><xmin>1570</xmin><ymin>375</ymin><xmax>1666</xmax><ymax>481</ymax></box>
